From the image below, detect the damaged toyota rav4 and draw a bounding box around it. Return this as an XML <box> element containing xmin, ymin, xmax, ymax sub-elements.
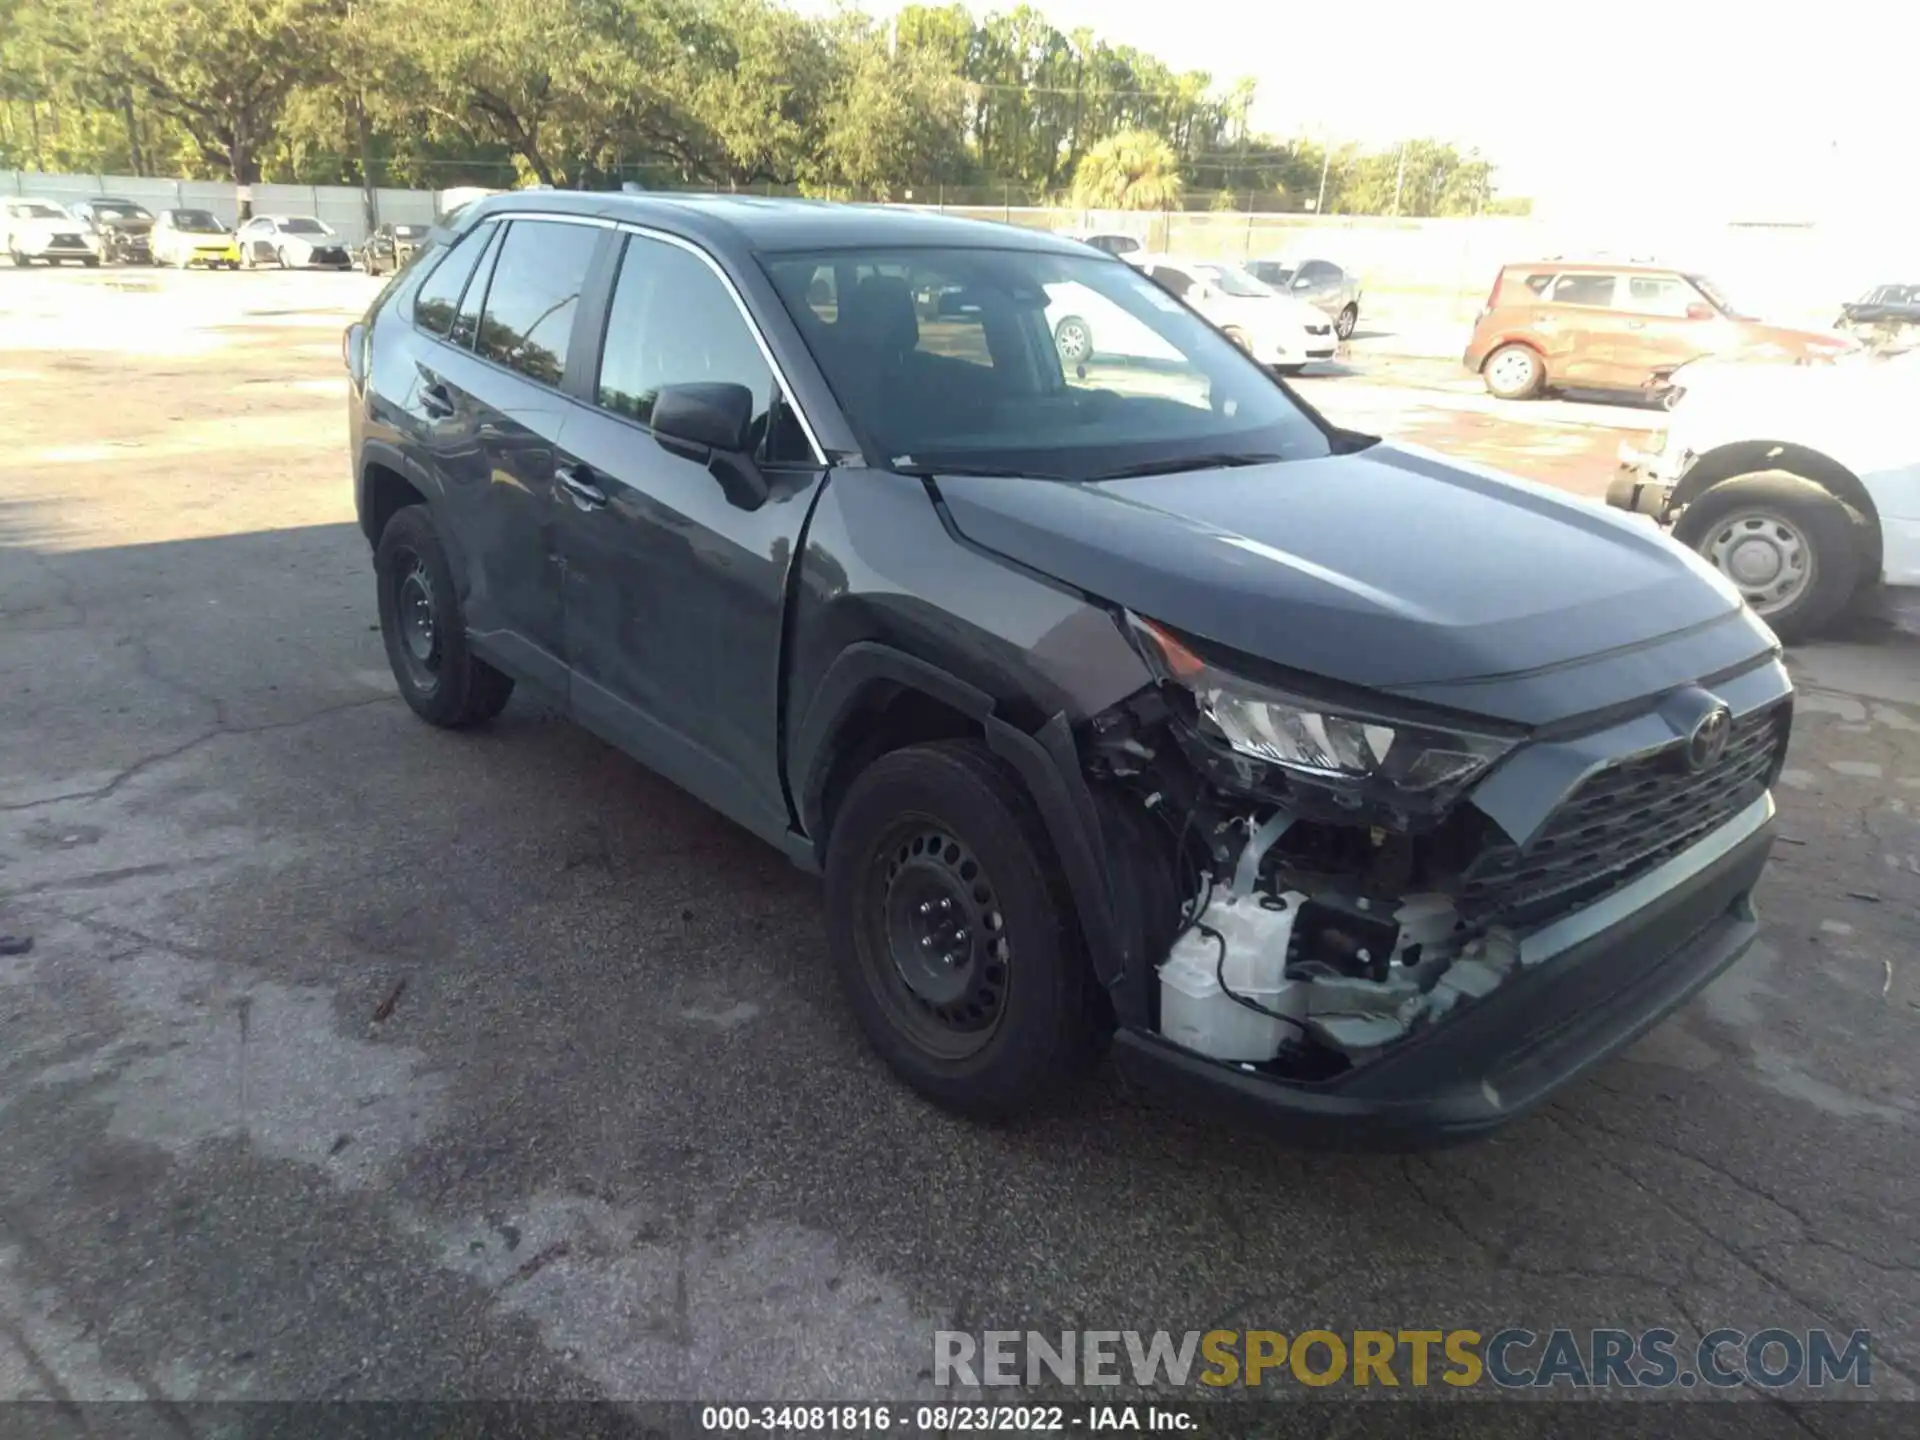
<box><xmin>348</xmin><ymin>194</ymin><xmax>1792</xmax><ymax>1146</ymax></box>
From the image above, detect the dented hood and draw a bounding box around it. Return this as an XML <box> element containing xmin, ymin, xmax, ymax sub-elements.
<box><xmin>932</xmin><ymin>442</ymin><xmax>1749</xmax><ymax>691</ymax></box>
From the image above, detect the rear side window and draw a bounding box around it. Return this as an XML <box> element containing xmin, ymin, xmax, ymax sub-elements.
<box><xmin>412</xmin><ymin>224</ymin><xmax>490</xmax><ymax>337</ymax></box>
<box><xmin>475</xmin><ymin>220</ymin><xmax>601</xmax><ymax>386</ymax></box>
<box><xmin>1548</xmin><ymin>273</ymin><xmax>1617</xmax><ymax>307</ymax></box>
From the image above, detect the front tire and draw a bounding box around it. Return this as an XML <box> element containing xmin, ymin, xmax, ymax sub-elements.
<box><xmin>374</xmin><ymin>505</ymin><xmax>514</xmax><ymax>727</ymax></box>
<box><xmin>1482</xmin><ymin>342</ymin><xmax>1544</xmax><ymax>399</ymax></box>
<box><xmin>1335</xmin><ymin>303</ymin><xmax>1358</xmax><ymax>340</ymax></box>
<box><xmin>823</xmin><ymin>740</ymin><xmax>1098</xmax><ymax>1119</ymax></box>
<box><xmin>1672</xmin><ymin>471</ymin><xmax>1865</xmax><ymax>643</ymax></box>
<box><xmin>1053</xmin><ymin>315</ymin><xmax>1093</xmax><ymax>365</ymax></box>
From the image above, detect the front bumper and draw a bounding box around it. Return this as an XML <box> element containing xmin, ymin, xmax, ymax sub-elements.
<box><xmin>1113</xmin><ymin>793</ymin><xmax>1775</xmax><ymax>1149</ymax></box>
<box><xmin>1606</xmin><ymin>440</ymin><xmax>1686</xmax><ymax>520</ymax></box>
<box><xmin>20</xmin><ymin>236</ymin><xmax>94</xmax><ymax>259</ymax></box>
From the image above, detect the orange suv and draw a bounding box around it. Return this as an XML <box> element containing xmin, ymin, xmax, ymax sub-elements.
<box><xmin>1463</xmin><ymin>261</ymin><xmax>1853</xmax><ymax>402</ymax></box>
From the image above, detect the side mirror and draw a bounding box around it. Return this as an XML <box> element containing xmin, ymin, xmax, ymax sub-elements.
<box><xmin>651</xmin><ymin>381</ymin><xmax>768</xmax><ymax>509</ymax></box>
<box><xmin>1685</xmin><ymin>302</ymin><xmax>1715</xmax><ymax>321</ymax></box>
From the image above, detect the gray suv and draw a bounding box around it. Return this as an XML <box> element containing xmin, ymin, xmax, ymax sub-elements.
<box><xmin>347</xmin><ymin>192</ymin><xmax>1790</xmax><ymax>1146</ymax></box>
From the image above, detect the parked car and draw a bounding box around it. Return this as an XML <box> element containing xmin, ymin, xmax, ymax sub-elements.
<box><xmin>150</xmin><ymin>208</ymin><xmax>240</xmax><ymax>269</ymax></box>
<box><xmin>1609</xmin><ymin>347</ymin><xmax>1919</xmax><ymax>641</ymax></box>
<box><xmin>1464</xmin><ymin>261</ymin><xmax>1855</xmax><ymax>402</ymax></box>
<box><xmin>2</xmin><ymin>198</ymin><xmax>98</xmax><ymax>266</ymax></box>
<box><xmin>1131</xmin><ymin>253</ymin><xmax>1338</xmax><ymax>372</ymax></box>
<box><xmin>1838</xmin><ymin>283</ymin><xmax>1920</xmax><ymax>349</ymax></box>
<box><xmin>1245</xmin><ymin>255</ymin><xmax>1364</xmax><ymax>340</ymax></box>
<box><xmin>357</xmin><ymin>222</ymin><xmax>430</xmax><ymax>276</ymax></box>
<box><xmin>348</xmin><ymin>192</ymin><xmax>1791</xmax><ymax>1145</ymax></box>
<box><xmin>69</xmin><ymin>196</ymin><xmax>155</xmax><ymax>264</ymax></box>
<box><xmin>1061</xmin><ymin>230</ymin><xmax>1144</xmax><ymax>258</ymax></box>
<box><xmin>236</xmin><ymin>215</ymin><xmax>351</xmax><ymax>269</ymax></box>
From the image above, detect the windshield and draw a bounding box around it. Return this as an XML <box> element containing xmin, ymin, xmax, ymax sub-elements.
<box><xmin>95</xmin><ymin>204</ymin><xmax>151</xmax><ymax>221</ymax></box>
<box><xmin>15</xmin><ymin>202</ymin><xmax>67</xmax><ymax>219</ymax></box>
<box><xmin>763</xmin><ymin>246</ymin><xmax>1331</xmax><ymax>479</ymax></box>
<box><xmin>282</xmin><ymin>218</ymin><xmax>330</xmax><ymax>235</ymax></box>
<box><xmin>1687</xmin><ymin>274</ymin><xmax>1753</xmax><ymax>320</ymax></box>
<box><xmin>170</xmin><ymin>210</ymin><xmax>224</xmax><ymax>232</ymax></box>
<box><xmin>1247</xmin><ymin>261</ymin><xmax>1296</xmax><ymax>287</ymax></box>
<box><xmin>1867</xmin><ymin>284</ymin><xmax>1918</xmax><ymax>304</ymax></box>
<box><xmin>1196</xmin><ymin>262</ymin><xmax>1275</xmax><ymax>298</ymax></box>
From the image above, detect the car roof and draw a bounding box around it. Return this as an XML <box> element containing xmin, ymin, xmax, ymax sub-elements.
<box><xmin>1505</xmin><ymin>259</ymin><xmax>1685</xmax><ymax>275</ymax></box>
<box><xmin>448</xmin><ymin>190</ymin><xmax>1095</xmax><ymax>259</ymax></box>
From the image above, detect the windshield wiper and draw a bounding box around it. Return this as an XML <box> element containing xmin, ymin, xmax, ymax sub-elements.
<box><xmin>1082</xmin><ymin>452</ymin><xmax>1285</xmax><ymax>482</ymax></box>
<box><xmin>889</xmin><ymin>459</ymin><xmax>1069</xmax><ymax>481</ymax></box>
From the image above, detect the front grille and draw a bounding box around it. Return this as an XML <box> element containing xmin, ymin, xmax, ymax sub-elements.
<box><xmin>1461</xmin><ymin>702</ymin><xmax>1788</xmax><ymax>927</ymax></box>
<box><xmin>53</xmin><ymin>233</ymin><xmax>82</xmax><ymax>246</ymax></box>
<box><xmin>1307</xmin><ymin>323</ymin><xmax>1332</xmax><ymax>335</ymax></box>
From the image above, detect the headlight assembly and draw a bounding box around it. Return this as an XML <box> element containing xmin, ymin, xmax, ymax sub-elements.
<box><xmin>1128</xmin><ymin>615</ymin><xmax>1520</xmax><ymax>818</ymax></box>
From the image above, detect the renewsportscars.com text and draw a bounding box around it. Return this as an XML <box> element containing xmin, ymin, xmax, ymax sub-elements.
<box><xmin>934</xmin><ymin>1328</ymin><xmax>1872</xmax><ymax>1390</ymax></box>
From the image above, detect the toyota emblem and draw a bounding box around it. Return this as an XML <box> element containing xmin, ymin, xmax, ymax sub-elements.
<box><xmin>1687</xmin><ymin>705</ymin><xmax>1732</xmax><ymax>772</ymax></box>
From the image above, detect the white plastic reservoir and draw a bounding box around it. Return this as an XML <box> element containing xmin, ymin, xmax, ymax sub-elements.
<box><xmin>1157</xmin><ymin>891</ymin><xmax>1309</xmax><ymax>1062</ymax></box>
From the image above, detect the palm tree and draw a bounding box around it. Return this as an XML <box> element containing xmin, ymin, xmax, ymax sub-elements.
<box><xmin>1070</xmin><ymin>129</ymin><xmax>1184</xmax><ymax>211</ymax></box>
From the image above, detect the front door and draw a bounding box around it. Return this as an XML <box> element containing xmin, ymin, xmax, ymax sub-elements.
<box><xmin>554</xmin><ymin>230</ymin><xmax>827</xmax><ymax>841</ymax></box>
<box><xmin>1610</xmin><ymin>273</ymin><xmax>1722</xmax><ymax>390</ymax></box>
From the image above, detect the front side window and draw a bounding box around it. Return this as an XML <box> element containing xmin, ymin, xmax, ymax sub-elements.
<box><xmin>764</xmin><ymin>245</ymin><xmax>1330</xmax><ymax>479</ymax></box>
<box><xmin>1298</xmin><ymin>260</ymin><xmax>1341</xmax><ymax>285</ymax></box>
<box><xmin>1625</xmin><ymin>275</ymin><xmax>1703</xmax><ymax>317</ymax></box>
<box><xmin>1548</xmin><ymin>273</ymin><xmax>1617</xmax><ymax>307</ymax></box>
<box><xmin>597</xmin><ymin>234</ymin><xmax>811</xmax><ymax>463</ymax></box>
<box><xmin>474</xmin><ymin>219</ymin><xmax>599</xmax><ymax>385</ymax></box>
<box><xmin>412</xmin><ymin>221</ymin><xmax>492</xmax><ymax>337</ymax></box>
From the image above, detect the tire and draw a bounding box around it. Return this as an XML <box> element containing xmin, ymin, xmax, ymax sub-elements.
<box><xmin>7</xmin><ymin>247</ymin><xmax>23</xmax><ymax>267</ymax></box>
<box><xmin>275</xmin><ymin>246</ymin><xmax>290</xmax><ymax>270</ymax></box>
<box><xmin>1671</xmin><ymin>470</ymin><xmax>1865</xmax><ymax>643</ymax></box>
<box><xmin>823</xmin><ymin>739</ymin><xmax>1098</xmax><ymax>1119</ymax></box>
<box><xmin>1053</xmin><ymin>315</ymin><xmax>1093</xmax><ymax>365</ymax></box>
<box><xmin>82</xmin><ymin>256</ymin><xmax>99</xmax><ymax>268</ymax></box>
<box><xmin>374</xmin><ymin>505</ymin><xmax>514</xmax><ymax>727</ymax></box>
<box><xmin>1276</xmin><ymin>363</ymin><xmax>1307</xmax><ymax>376</ymax></box>
<box><xmin>1335</xmin><ymin>303</ymin><xmax>1358</xmax><ymax>340</ymax></box>
<box><xmin>1482</xmin><ymin>342</ymin><xmax>1545</xmax><ymax>399</ymax></box>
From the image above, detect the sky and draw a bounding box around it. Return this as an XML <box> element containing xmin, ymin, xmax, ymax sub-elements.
<box><xmin>799</xmin><ymin>0</ymin><xmax>1918</xmax><ymax>222</ymax></box>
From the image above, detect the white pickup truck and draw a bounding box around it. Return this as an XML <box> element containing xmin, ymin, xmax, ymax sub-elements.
<box><xmin>1608</xmin><ymin>348</ymin><xmax>1920</xmax><ymax>641</ymax></box>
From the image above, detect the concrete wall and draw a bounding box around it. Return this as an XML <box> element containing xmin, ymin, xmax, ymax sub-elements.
<box><xmin>6</xmin><ymin>170</ymin><xmax>1894</xmax><ymax>326</ymax></box>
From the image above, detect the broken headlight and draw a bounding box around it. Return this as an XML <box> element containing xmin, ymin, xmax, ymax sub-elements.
<box><xmin>1129</xmin><ymin>615</ymin><xmax>1519</xmax><ymax>815</ymax></box>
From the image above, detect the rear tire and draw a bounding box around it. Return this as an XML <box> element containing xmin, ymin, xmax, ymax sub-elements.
<box><xmin>823</xmin><ymin>739</ymin><xmax>1098</xmax><ymax>1119</ymax></box>
<box><xmin>1053</xmin><ymin>315</ymin><xmax>1093</xmax><ymax>365</ymax></box>
<box><xmin>1482</xmin><ymin>342</ymin><xmax>1544</xmax><ymax>399</ymax></box>
<box><xmin>374</xmin><ymin>505</ymin><xmax>514</xmax><ymax>727</ymax></box>
<box><xmin>1672</xmin><ymin>470</ymin><xmax>1865</xmax><ymax>643</ymax></box>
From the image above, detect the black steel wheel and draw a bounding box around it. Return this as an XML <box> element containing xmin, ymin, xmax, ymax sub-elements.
<box><xmin>824</xmin><ymin>740</ymin><xmax>1100</xmax><ymax>1118</ymax></box>
<box><xmin>374</xmin><ymin>505</ymin><xmax>513</xmax><ymax>727</ymax></box>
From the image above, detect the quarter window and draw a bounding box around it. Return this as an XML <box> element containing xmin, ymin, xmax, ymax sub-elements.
<box><xmin>450</xmin><ymin>223</ymin><xmax>506</xmax><ymax>348</ymax></box>
<box><xmin>411</xmin><ymin>222</ymin><xmax>491</xmax><ymax>337</ymax></box>
<box><xmin>473</xmin><ymin>219</ymin><xmax>600</xmax><ymax>386</ymax></box>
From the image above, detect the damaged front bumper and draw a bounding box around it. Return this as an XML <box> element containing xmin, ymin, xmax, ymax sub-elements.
<box><xmin>1114</xmin><ymin>791</ymin><xmax>1773</xmax><ymax>1148</ymax></box>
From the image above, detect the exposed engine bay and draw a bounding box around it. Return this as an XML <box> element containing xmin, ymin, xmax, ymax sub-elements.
<box><xmin>1085</xmin><ymin>621</ymin><xmax>1530</xmax><ymax>1080</ymax></box>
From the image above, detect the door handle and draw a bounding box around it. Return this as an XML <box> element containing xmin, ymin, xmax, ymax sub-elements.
<box><xmin>1625</xmin><ymin>320</ymin><xmax>1647</xmax><ymax>330</ymax></box>
<box><xmin>556</xmin><ymin>462</ymin><xmax>608</xmax><ymax>509</ymax></box>
<box><xmin>419</xmin><ymin>381</ymin><xmax>455</xmax><ymax>418</ymax></box>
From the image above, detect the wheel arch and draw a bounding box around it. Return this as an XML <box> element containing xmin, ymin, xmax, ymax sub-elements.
<box><xmin>1480</xmin><ymin>335</ymin><xmax>1546</xmax><ymax>369</ymax></box>
<box><xmin>790</xmin><ymin>643</ymin><xmax>1139</xmax><ymax>1019</ymax></box>
<box><xmin>1675</xmin><ymin>441</ymin><xmax>1883</xmax><ymax>576</ymax></box>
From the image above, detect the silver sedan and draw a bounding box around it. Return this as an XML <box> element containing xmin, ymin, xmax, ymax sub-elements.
<box><xmin>1245</xmin><ymin>256</ymin><xmax>1363</xmax><ymax>340</ymax></box>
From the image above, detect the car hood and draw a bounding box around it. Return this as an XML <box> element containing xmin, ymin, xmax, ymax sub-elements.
<box><xmin>932</xmin><ymin>442</ymin><xmax>1749</xmax><ymax>692</ymax></box>
<box><xmin>1204</xmin><ymin>294</ymin><xmax>1322</xmax><ymax>332</ymax></box>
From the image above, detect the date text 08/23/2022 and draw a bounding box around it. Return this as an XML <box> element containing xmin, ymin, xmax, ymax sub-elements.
<box><xmin>701</xmin><ymin>1405</ymin><xmax>1193</xmax><ymax>1432</ymax></box>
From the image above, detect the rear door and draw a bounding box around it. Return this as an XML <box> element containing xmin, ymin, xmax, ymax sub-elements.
<box><xmin>404</xmin><ymin>216</ymin><xmax>605</xmax><ymax>694</ymax></box>
<box><xmin>1535</xmin><ymin>271</ymin><xmax>1622</xmax><ymax>385</ymax></box>
<box><xmin>552</xmin><ymin>229</ymin><xmax>827</xmax><ymax>841</ymax></box>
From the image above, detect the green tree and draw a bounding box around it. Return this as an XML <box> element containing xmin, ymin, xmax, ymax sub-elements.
<box><xmin>1070</xmin><ymin>128</ymin><xmax>1183</xmax><ymax>211</ymax></box>
<box><xmin>816</xmin><ymin>17</ymin><xmax>969</xmax><ymax>199</ymax></box>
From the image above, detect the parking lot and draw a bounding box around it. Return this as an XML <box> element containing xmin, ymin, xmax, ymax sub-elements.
<box><xmin>1</xmin><ymin>265</ymin><xmax>1916</xmax><ymax>1409</ymax></box>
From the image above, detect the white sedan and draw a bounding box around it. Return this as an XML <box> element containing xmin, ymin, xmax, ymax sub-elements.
<box><xmin>235</xmin><ymin>215</ymin><xmax>352</xmax><ymax>270</ymax></box>
<box><xmin>1609</xmin><ymin>348</ymin><xmax>1920</xmax><ymax>640</ymax></box>
<box><xmin>1052</xmin><ymin>253</ymin><xmax>1337</xmax><ymax>374</ymax></box>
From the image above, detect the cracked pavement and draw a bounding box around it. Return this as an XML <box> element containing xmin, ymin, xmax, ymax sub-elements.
<box><xmin>1</xmin><ymin>267</ymin><xmax>1914</xmax><ymax>1414</ymax></box>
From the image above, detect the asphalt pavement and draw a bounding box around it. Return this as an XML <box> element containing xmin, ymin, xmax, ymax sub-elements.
<box><xmin>1</xmin><ymin>267</ymin><xmax>1915</xmax><ymax>1412</ymax></box>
